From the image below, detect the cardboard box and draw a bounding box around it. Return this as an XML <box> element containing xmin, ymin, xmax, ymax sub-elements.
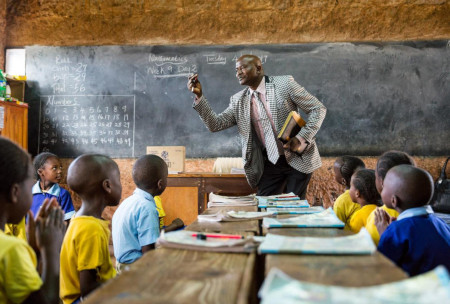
<box><xmin>146</xmin><ymin>146</ymin><xmax>185</xmax><ymax>173</ymax></box>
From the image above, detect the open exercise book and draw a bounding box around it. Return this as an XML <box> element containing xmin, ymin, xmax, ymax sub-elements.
<box><xmin>207</xmin><ymin>192</ymin><xmax>257</xmax><ymax>208</ymax></box>
<box><xmin>258</xmin><ymin>228</ymin><xmax>376</xmax><ymax>255</ymax></box>
<box><xmin>259</xmin><ymin>266</ymin><xmax>450</xmax><ymax>304</ymax></box>
<box><xmin>257</xmin><ymin>193</ymin><xmax>310</xmax><ymax>208</ymax></box>
<box><xmin>157</xmin><ymin>230</ymin><xmax>257</xmax><ymax>253</ymax></box>
<box><xmin>266</xmin><ymin>206</ymin><xmax>324</xmax><ymax>215</ymax></box>
<box><xmin>198</xmin><ymin>209</ymin><xmax>275</xmax><ymax>222</ymax></box>
<box><xmin>263</xmin><ymin>208</ymin><xmax>345</xmax><ymax>228</ymax></box>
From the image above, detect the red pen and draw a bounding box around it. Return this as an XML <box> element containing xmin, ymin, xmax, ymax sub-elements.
<box><xmin>191</xmin><ymin>233</ymin><xmax>243</xmax><ymax>239</ymax></box>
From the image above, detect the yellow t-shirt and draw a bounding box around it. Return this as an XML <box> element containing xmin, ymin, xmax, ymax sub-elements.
<box><xmin>0</xmin><ymin>230</ymin><xmax>42</xmax><ymax>304</ymax></box>
<box><xmin>4</xmin><ymin>217</ymin><xmax>27</xmax><ymax>241</ymax></box>
<box><xmin>365</xmin><ymin>204</ymin><xmax>400</xmax><ymax>245</ymax></box>
<box><xmin>154</xmin><ymin>196</ymin><xmax>166</xmax><ymax>229</ymax></box>
<box><xmin>333</xmin><ymin>190</ymin><xmax>361</xmax><ymax>230</ymax></box>
<box><xmin>60</xmin><ymin>216</ymin><xmax>116</xmax><ymax>304</ymax></box>
<box><xmin>349</xmin><ymin>204</ymin><xmax>378</xmax><ymax>233</ymax></box>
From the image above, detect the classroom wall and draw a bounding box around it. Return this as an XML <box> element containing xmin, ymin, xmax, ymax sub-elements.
<box><xmin>0</xmin><ymin>0</ymin><xmax>6</xmax><ymax>69</ymax></box>
<box><xmin>3</xmin><ymin>0</ymin><xmax>449</xmax><ymax>216</ymax></box>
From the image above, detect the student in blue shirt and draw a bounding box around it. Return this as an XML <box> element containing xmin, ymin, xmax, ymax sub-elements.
<box><xmin>112</xmin><ymin>154</ymin><xmax>167</xmax><ymax>273</ymax></box>
<box><xmin>31</xmin><ymin>152</ymin><xmax>75</xmax><ymax>221</ymax></box>
<box><xmin>375</xmin><ymin>165</ymin><xmax>450</xmax><ymax>276</ymax></box>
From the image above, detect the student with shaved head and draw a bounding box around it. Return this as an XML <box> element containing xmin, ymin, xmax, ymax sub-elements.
<box><xmin>375</xmin><ymin>165</ymin><xmax>450</xmax><ymax>276</ymax></box>
<box><xmin>112</xmin><ymin>154</ymin><xmax>168</xmax><ymax>273</ymax></box>
<box><xmin>187</xmin><ymin>55</ymin><xmax>326</xmax><ymax>199</ymax></box>
<box><xmin>60</xmin><ymin>154</ymin><xmax>122</xmax><ymax>304</ymax></box>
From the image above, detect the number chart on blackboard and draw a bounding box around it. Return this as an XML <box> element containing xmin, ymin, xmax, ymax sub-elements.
<box><xmin>25</xmin><ymin>42</ymin><xmax>450</xmax><ymax>158</ymax></box>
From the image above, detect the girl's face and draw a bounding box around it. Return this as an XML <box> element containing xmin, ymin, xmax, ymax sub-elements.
<box><xmin>349</xmin><ymin>176</ymin><xmax>360</xmax><ymax>204</ymax></box>
<box><xmin>39</xmin><ymin>157</ymin><xmax>62</xmax><ymax>185</ymax></box>
<box><xmin>333</xmin><ymin>162</ymin><xmax>345</xmax><ymax>186</ymax></box>
<box><xmin>11</xmin><ymin>163</ymin><xmax>34</xmax><ymax>224</ymax></box>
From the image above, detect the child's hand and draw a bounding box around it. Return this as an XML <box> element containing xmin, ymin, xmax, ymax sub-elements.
<box><xmin>374</xmin><ymin>208</ymin><xmax>391</xmax><ymax>236</ymax></box>
<box><xmin>171</xmin><ymin>218</ymin><xmax>184</xmax><ymax>229</ymax></box>
<box><xmin>35</xmin><ymin>197</ymin><xmax>59</xmax><ymax>221</ymax></box>
<box><xmin>35</xmin><ymin>206</ymin><xmax>65</xmax><ymax>255</ymax></box>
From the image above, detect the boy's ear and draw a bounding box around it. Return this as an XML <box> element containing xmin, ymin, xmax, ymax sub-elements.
<box><xmin>354</xmin><ymin>189</ymin><xmax>360</xmax><ymax>198</ymax></box>
<box><xmin>37</xmin><ymin>168</ymin><xmax>43</xmax><ymax>177</ymax></box>
<box><xmin>391</xmin><ymin>195</ymin><xmax>398</xmax><ymax>209</ymax></box>
<box><xmin>341</xmin><ymin>178</ymin><xmax>346</xmax><ymax>186</ymax></box>
<box><xmin>102</xmin><ymin>179</ymin><xmax>112</xmax><ymax>194</ymax></box>
<box><xmin>157</xmin><ymin>179</ymin><xmax>163</xmax><ymax>191</ymax></box>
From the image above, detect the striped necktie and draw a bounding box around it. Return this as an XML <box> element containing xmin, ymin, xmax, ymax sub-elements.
<box><xmin>253</xmin><ymin>91</ymin><xmax>280</xmax><ymax>164</ymax></box>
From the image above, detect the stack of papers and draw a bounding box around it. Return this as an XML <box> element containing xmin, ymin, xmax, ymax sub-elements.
<box><xmin>259</xmin><ymin>266</ymin><xmax>450</xmax><ymax>303</ymax></box>
<box><xmin>258</xmin><ymin>228</ymin><xmax>376</xmax><ymax>255</ymax></box>
<box><xmin>157</xmin><ymin>230</ymin><xmax>256</xmax><ymax>253</ymax></box>
<box><xmin>198</xmin><ymin>210</ymin><xmax>275</xmax><ymax>222</ymax></box>
<box><xmin>266</xmin><ymin>206</ymin><xmax>324</xmax><ymax>214</ymax></box>
<box><xmin>207</xmin><ymin>192</ymin><xmax>257</xmax><ymax>207</ymax></box>
<box><xmin>262</xmin><ymin>208</ymin><xmax>344</xmax><ymax>228</ymax></box>
<box><xmin>257</xmin><ymin>193</ymin><xmax>310</xmax><ymax>208</ymax></box>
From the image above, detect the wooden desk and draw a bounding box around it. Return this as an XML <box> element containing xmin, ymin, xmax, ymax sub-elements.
<box><xmin>161</xmin><ymin>173</ymin><xmax>256</xmax><ymax>226</ymax></box>
<box><xmin>264</xmin><ymin>227</ymin><xmax>408</xmax><ymax>287</ymax></box>
<box><xmin>186</xmin><ymin>206</ymin><xmax>260</xmax><ymax>237</ymax></box>
<box><xmin>84</xmin><ymin>248</ymin><xmax>257</xmax><ymax>304</ymax></box>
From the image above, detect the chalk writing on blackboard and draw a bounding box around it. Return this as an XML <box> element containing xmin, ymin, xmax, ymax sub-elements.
<box><xmin>51</xmin><ymin>56</ymin><xmax>88</xmax><ymax>95</ymax></box>
<box><xmin>204</xmin><ymin>54</ymin><xmax>227</xmax><ymax>65</ymax></box>
<box><xmin>38</xmin><ymin>95</ymin><xmax>135</xmax><ymax>157</ymax></box>
<box><xmin>147</xmin><ymin>54</ymin><xmax>197</xmax><ymax>79</ymax></box>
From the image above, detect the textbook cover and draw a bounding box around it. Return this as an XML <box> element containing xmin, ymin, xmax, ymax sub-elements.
<box><xmin>262</xmin><ymin>208</ymin><xmax>345</xmax><ymax>228</ymax></box>
<box><xmin>277</xmin><ymin>111</ymin><xmax>307</xmax><ymax>144</ymax></box>
<box><xmin>266</xmin><ymin>206</ymin><xmax>324</xmax><ymax>215</ymax></box>
<box><xmin>258</xmin><ymin>228</ymin><xmax>376</xmax><ymax>255</ymax></box>
<box><xmin>259</xmin><ymin>266</ymin><xmax>450</xmax><ymax>303</ymax></box>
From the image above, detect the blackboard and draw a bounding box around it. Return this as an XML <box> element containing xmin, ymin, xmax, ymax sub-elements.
<box><xmin>25</xmin><ymin>42</ymin><xmax>450</xmax><ymax>158</ymax></box>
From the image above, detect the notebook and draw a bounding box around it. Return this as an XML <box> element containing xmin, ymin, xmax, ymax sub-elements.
<box><xmin>258</xmin><ymin>228</ymin><xmax>376</xmax><ymax>255</ymax></box>
<box><xmin>262</xmin><ymin>208</ymin><xmax>344</xmax><ymax>228</ymax></box>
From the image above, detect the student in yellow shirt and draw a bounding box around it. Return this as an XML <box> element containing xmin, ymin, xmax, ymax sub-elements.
<box><xmin>60</xmin><ymin>154</ymin><xmax>122</xmax><ymax>304</ymax></box>
<box><xmin>348</xmin><ymin>169</ymin><xmax>382</xmax><ymax>233</ymax></box>
<box><xmin>0</xmin><ymin>136</ymin><xmax>65</xmax><ymax>304</ymax></box>
<box><xmin>332</xmin><ymin>156</ymin><xmax>365</xmax><ymax>230</ymax></box>
<box><xmin>154</xmin><ymin>196</ymin><xmax>184</xmax><ymax>231</ymax></box>
<box><xmin>365</xmin><ymin>150</ymin><xmax>416</xmax><ymax>245</ymax></box>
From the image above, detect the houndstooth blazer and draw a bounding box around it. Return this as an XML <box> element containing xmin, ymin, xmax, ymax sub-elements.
<box><xmin>194</xmin><ymin>75</ymin><xmax>327</xmax><ymax>188</ymax></box>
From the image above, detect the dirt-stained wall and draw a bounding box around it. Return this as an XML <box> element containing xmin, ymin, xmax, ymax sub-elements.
<box><xmin>5</xmin><ymin>0</ymin><xmax>450</xmax><ymax>47</ymax></box>
<box><xmin>3</xmin><ymin>0</ymin><xmax>449</xmax><ymax>217</ymax></box>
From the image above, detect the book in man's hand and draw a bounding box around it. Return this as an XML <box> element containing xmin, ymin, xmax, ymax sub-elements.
<box><xmin>277</xmin><ymin>111</ymin><xmax>306</xmax><ymax>144</ymax></box>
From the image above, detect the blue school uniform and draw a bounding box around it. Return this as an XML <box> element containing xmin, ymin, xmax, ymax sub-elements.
<box><xmin>378</xmin><ymin>206</ymin><xmax>450</xmax><ymax>276</ymax></box>
<box><xmin>31</xmin><ymin>182</ymin><xmax>75</xmax><ymax>221</ymax></box>
<box><xmin>112</xmin><ymin>188</ymin><xmax>160</xmax><ymax>264</ymax></box>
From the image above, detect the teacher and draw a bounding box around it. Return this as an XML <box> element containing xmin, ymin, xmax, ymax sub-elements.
<box><xmin>187</xmin><ymin>55</ymin><xmax>326</xmax><ymax>199</ymax></box>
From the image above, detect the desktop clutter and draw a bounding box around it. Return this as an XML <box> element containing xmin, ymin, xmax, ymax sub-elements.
<box><xmin>157</xmin><ymin>192</ymin><xmax>450</xmax><ymax>304</ymax></box>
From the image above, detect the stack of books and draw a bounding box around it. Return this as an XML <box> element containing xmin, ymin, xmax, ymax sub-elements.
<box><xmin>207</xmin><ymin>193</ymin><xmax>257</xmax><ymax>208</ymax></box>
